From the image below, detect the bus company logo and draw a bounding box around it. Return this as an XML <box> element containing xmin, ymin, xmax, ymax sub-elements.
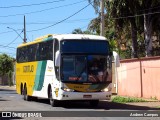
<box><xmin>23</xmin><ymin>65</ymin><xmax>34</xmax><ymax>73</ymax></box>
<box><xmin>48</xmin><ymin>66</ymin><xmax>53</xmax><ymax>72</ymax></box>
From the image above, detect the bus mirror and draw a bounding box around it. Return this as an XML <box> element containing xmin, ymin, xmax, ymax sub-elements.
<box><xmin>113</xmin><ymin>51</ymin><xmax>120</xmax><ymax>67</ymax></box>
<box><xmin>55</xmin><ymin>51</ymin><xmax>60</xmax><ymax>67</ymax></box>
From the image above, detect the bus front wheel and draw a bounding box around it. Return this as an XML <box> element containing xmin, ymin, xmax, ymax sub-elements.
<box><xmin>49</xmin><ymin>88</ymin><xmax>58</xmax><ymax>107</ymax></box>
<box><xmin>89</xmin><ymin>100</ymin><xmax>99</xmax><ymax>107</ymax></box>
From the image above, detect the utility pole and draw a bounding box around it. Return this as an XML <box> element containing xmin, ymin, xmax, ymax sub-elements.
<box><xmin>24</xmin><ymin>15</ymin><xmax>27</xmax><ymax>43</ymax></box>
<box><xmin>100</xmin><ymin>0</ymin><xmax>105</xmax><ymax>36</ymax></box>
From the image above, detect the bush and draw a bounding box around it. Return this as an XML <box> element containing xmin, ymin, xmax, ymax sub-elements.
<box><xmin>112</xmin><ymin>96</ymin><xmax>146</xmax><ymax>103</ymax></box>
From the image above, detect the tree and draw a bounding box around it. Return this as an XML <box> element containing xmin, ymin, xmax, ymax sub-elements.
<box><xmin>0</xmin><ymin>54</ymin><xmax>14</xmax><ymax>85</ymax></box>
<box><xmin>72</xmin><ymin>28</ymin><xmax>95</xmax><ymax>35</ymax></box>
<box><xmin>140</xmin><ymin>0</ymin><xmax>160</xmax><ymax>56</ymax></box>
<box><xmin>72</xmin><ymin>28</ymin><xmax>83</xmax><ymax>34</ymax></box>
<box><xmin>88</xmin><ymin>0</ymin><xmax>141</xmax><ymax>58</ymax></box>
<box><xmin>88</xmin><ymin>17</ymin><xmax>100</xmax><ymax>34</ymax></box>
<box><xmin>111</xmin><ymin>0</ymin><xmax>142</xmax><ymax>58</ymax></box>
<box><xmin>89</xmin><ymin>0</ymin><xmax>160</xmax><ymax>58</ymax></box>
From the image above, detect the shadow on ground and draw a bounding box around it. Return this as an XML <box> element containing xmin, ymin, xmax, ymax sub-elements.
<box><xmin>0</xmin><ymin>89</ymin><xmax>15</xmax><ymax>91</ymax></box>
<box><xmin>33</xmin><ymin>99</ymin><xmax>160</xmax><ymax>110</ymax></box>
<box><xmin>0</xmin><ymin>96</ymin><xmax>9</xmax><ymax>101</ymax></box>
<box><xmin>1</xmin><ymin>88</ymin><xmax>159</xmax><ymax>111</ymax></box>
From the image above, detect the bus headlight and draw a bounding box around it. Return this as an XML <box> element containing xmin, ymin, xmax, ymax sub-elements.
<box><xmin>101</xmin><ymin>84</ymin><xmax>112</xmax><ymax>92</ymax></box>
<box><xmin>101</xmin><ymin>88</ymin><xmax>108</xmax><ymax>92</ymax></box>
<box><xmin>61</xmin><ymin>87</ymin><xmax>74</xmax><ymax>92</ymax></box>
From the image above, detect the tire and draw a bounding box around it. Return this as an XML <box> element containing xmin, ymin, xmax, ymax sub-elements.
<box><xmin>90</xmin><ymin>100</ymin><xmax>99</xmax><ymax>107</ymax></box>
<box><xmin>23</xmin><ymin>86</ymin><xmax>31</xmax><ymax>101</ymax></box>
<box><xmin>49</xmin><ymin>88</ymin><xmax>58</xmax><ymax>107</ymax></box>
<box><xmin>20</xmin><ymin>84</ymin><xmax>23</xmax><ymax>95</ymax></box>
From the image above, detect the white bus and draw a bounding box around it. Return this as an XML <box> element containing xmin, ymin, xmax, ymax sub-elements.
<box><xmin>16</xmin><ymin>34</ymin><xmax>113</xmax><ymax>107</ymax></box>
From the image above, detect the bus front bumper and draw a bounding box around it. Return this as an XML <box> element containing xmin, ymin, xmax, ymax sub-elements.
<box><xmin>57</xmin><ymin>91</ymin><xmax>112</xmax><ymax>101</ymax></box>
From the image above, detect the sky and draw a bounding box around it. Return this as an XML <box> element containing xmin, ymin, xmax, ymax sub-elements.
<box><xmin>0</xmin><ymin>0</ymin><xmax>98</xmax><ymax>58</ymax></box>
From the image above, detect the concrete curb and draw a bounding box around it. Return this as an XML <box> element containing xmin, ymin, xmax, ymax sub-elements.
<box><xmin>0</xmin><ymin>85</ymin><xmax>16</xmax><ymax>90</ymax></box>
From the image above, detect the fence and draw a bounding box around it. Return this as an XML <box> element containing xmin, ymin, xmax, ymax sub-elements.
<box><xmin>0</xmin><ymin>72</ymin><xmax>15</xmax><ymax>85</ymax></box>
<box><xmin>117</xmin><ymin>56</ymin><xmax>160</xmax><ymax>100</ymax></box>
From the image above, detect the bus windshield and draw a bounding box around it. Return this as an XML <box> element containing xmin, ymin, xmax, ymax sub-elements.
<box><xmin>61</xmin><ymin>55</ymin><xmax>111</xmax><ymax>83</ymax></box>
<box><xmin>61</xmin><ymin>40</ymin><xmax>109</xmax><ymax>54</ymax></box>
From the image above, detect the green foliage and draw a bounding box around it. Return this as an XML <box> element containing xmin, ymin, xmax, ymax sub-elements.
<box><xmin>72</xmin><ymin>28</ymin><xmax>97</xmax><ymax>35</ymax></box>
<box><xmin>8</xmin><ymin>70</ymin><xmax>13</xmax><ymax>86</ymax></box>
<box><xmin>88</xmin><ymin>0</ymin><xmax>160</xmax><ymax>58</ymax></box>
<box><xmin>72</xmin><ymin>28</ymin><xmax>83</xmax><ymax>34</ymax></box>
<box><xmin>112</xmin><ymin>96</ymin><xmax>147</xmax><ymax>103</ymax></box>
<box><xmin>109</xmin><ymin>39</ymin><xmax>117</xmax><ymax>52</ymax></box>
<box><xmin>0</xmin><ymin>53</ymin><xmax>14</xmax><ymax>76</ymax></box>
<box><xmin>88</xmin><ymin>17</ymin><xmax>100</xmax><ymax>34</ymax></box>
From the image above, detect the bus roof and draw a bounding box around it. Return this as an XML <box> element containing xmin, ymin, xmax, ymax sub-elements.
<box><xmin>17</xmin><ymin>34</ymin><xmax>108</xmax><ymax>48</ymax></box>
<box><xmin>54</xmin><ymin>34</ymin><xmax>107</xmax><ymax>41</ymax></box>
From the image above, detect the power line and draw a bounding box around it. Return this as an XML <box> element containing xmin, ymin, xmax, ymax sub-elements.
<box><xmin>0</xmin><ymin>11</ymin><xmax>159</xmax><ymax>35</ymax></box>
<box><xmin>26</xmin><ymin>34</ymin><xmax>31</xmax><ymax>42</ymax></box>
<box><xmin>28</xmin><ymin>9</ymin><xmax>160</xmax><ymax>32</ymax></box>
<box><xmin>0</xmin><ymin>18</ymin><xmax>93</xmax><ymax>25</ymax></box>
<box><xmin>6</xmin><ymin>30</ymin><xmax>23</xmax><ymax>46</ymax></box>
<box><xmin>0</xmin><ymin>3</ymin><xmax>91</xmax><ymax>55</ymax></box>
<box><xmin>138</xmin><ymin>5</ymin><xmax>160</xmax><ymax>13</ymax></box>
<box><xmin>81</xmin><ymin>25</ymin><xmax>89</xmax><ymax>30</ymax></box>
<box><xmin>0</xmin><ymin>0</ymin><xmax>86</xmax><ymax>18</ymax></box>
<box><xmin>6</xmin><ymin>35</ymin><xmax>20</xmax><ymax>46</ymax></box>
<box><xmin>5</xmin><ymin>42</ymin><xmax>22</xmax><ymax>45</ymax></box>
<box><xmin>112</xmin><ymin>11</ymin><xmax>160</xmax><ymax>20</ymax></box>
<box><xmin>27</xmin><ymin>3</ymin><xmax>92</xmax><ymax>32</ymax></box>
<box><xmin>7</xmin><ymin>27</ymin><xmax>24</xmax><ymax>40</ymax></box>
<box><xmin>0</xmin><ymin>28</ymin><xmax>23</xmax><ymax>35</ymax></box>
<box><xmin>0</xmin><ymin>0</ymin><xmax>66</xmax><ymax>9</ymax></box>
<box><xmin>0</xmin><ymin>45</ymin><xmax>16</xmax><ymax>49</ymax></box>
<box><xmin>0</xmin><ymin>18</ymin><xmax>93</xmax><ymax>35</ymax></box>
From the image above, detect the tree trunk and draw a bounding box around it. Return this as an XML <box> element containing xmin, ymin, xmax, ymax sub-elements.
<box><xmin>144</xmin><ymin>14</ymin><xmax>152</xmax><ymax>57</ymax></box>
<box><xmin>2</xmin><ymin>75</ymin><xmax>4</xmax><ymax>85</ymax></box>
<box><xmin>130</xmin><ymin>18</ymin><xmax>138</xmax><ymax>58</ymax></box>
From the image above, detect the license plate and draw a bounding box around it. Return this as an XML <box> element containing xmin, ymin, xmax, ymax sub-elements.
<box><xmin>83</xmin><ymin>95</ymin><xmax>92</xmax><ymax>98</ymax></box>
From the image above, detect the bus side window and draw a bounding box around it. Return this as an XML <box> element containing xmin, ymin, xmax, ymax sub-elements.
<box><xmin>19</xmin><ymin>47</ymin><xmax>27</xmax><ymax>62</ymax></box>
<box><xmin>54</xmin><ymin>39</ymin><xmax>60</xmax><ymax>80</ymax></box>
<box><xmin>37</xmin><ymin>41</ymin><xmax>53</xmax><ymax>61</ymax></box>
<box><xmin>47</xmin><ymin>41</ymin><xmax>53</xmax><ymax>60</ymax></box>
<box><xmin>28</xmin><ymin>44</ymin><xmax>36</xmax><ymax>62</ymax></box>
<box><xmin>40</xmin><ymin>43</ymin><xmax>46</xmax><ymax>60</ymax></box>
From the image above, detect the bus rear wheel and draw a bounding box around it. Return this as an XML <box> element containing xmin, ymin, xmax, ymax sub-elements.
<box><xmin>49</xmin><ymin>88</ymin><xmax>58</xmax><ymax>107</ymax></box>
<box><xmin>23</xmin><ymin>86</ymin><xmax>31</xmax><ymax>101</ymax></box>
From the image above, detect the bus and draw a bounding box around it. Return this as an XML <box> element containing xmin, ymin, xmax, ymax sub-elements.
<box><xmin>16</xmin><ymin>34</ymin><xmax>113</xmax><ymax>107</ymax></box>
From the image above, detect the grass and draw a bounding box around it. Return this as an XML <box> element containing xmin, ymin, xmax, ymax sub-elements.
<box><xmin>157</xmin><ymin>106</ymin><xmax>160</xmax><ymax>108</ymax></box>
<box><xmin>150</xmin><ymin>96</ymin><xmax>158</xmax><ymax>100</ymax></box>
<box><xmin>111</xmin><ymin>96</ymin><xmax>147</xmax><ymax>103</ymax></box>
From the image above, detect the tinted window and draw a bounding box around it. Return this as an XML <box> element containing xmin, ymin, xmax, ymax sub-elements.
<box><xmin>17</xmin><ymin>40</ymin><xmax>53</xmax><ymax>63</ymax></box>
<box><xmin>36</xmin><ymin>41</ymin><xmax>53</xmax><ymax>61</ymax></box>
<box><xmin>62</xmin><ymin>56</ymin><xmax>87</xmax><ymax>82</ymax></box>
<box><xmin>28</xmin><ymin>44</ymin><xmax>37</xmax><ymax>62</ymax></box>
<box><xmin>61</xmin><ymin>40</ymin><xmax>109</xmax><ymax>54</ymax></box>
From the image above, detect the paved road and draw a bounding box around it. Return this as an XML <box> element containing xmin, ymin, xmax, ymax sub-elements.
<box><xmin>0</xmin><ymin>86</ymin><xmax>160</xmax><ymax>120</ymax></box>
